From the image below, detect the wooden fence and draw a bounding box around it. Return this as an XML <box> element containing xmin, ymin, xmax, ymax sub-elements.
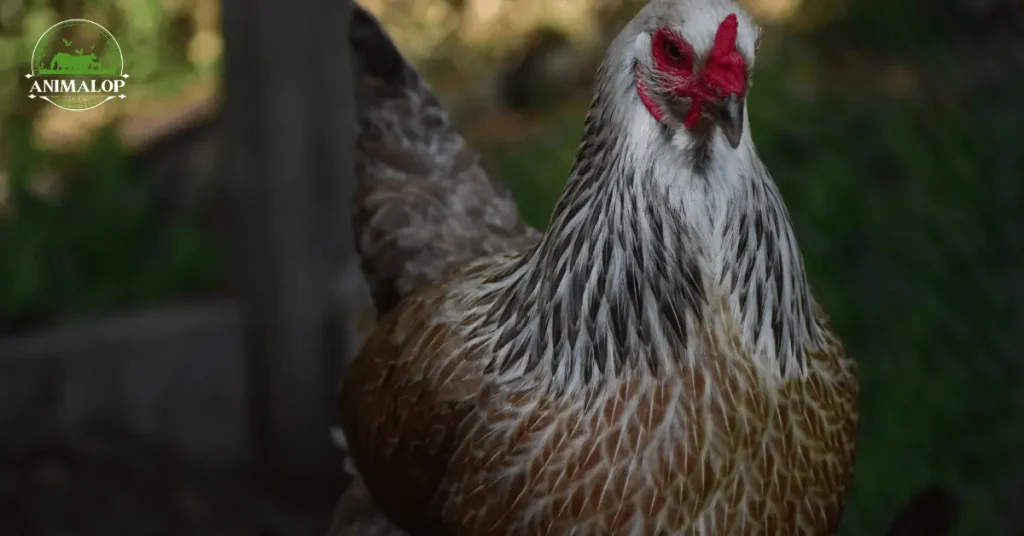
<box><xmin>221</xmin><ymin>0</ymin><xmax>357</xmax><ymax>479</ymax></box>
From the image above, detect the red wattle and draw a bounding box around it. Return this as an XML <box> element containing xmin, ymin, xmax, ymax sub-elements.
<box><xmin>636</xmin><ymin>77</ymin><xmax>665</xmax><ymax>122</ymax></box>
<box><xmin>683</xmin><ymin>106</ymin><xmax>701</xmax><ymax>129</ymax></box>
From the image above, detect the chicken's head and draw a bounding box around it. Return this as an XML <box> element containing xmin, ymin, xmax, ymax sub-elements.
<box><xmin>630</xmin><ymin>0</ymin><xmax>762</xmax><ymax>149</ymax></box>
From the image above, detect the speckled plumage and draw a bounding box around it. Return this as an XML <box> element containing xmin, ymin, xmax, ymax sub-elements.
<box><xmin>349</xmin><ymin>4</ymin><xmax>539</xmax><ymax>316</ymax></box>
<box><xmin>332</xmin><ymin>1</ymin><xmax>859</xmax><ymax>535</ymax></box>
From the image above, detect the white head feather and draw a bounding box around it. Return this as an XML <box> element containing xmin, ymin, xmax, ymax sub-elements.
<box><xmin>457</xmin><ymin>0</ymin><xmax>820</xmax><ymax>394</ymax></box>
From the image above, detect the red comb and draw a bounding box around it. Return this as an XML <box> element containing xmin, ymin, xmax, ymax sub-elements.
<box><xmin>710</xmin><ymin>14</ymin><xmax>739</xmax><ymax>60</ymax></box>
<box><xmin>701</xmin><ymin>14</ymin><xmax>746</xmax><ymax>97</ymax></box>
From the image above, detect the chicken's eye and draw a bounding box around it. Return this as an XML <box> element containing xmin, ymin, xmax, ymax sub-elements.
<box><xmin>652</xmin><ymin>30</ymin><xmax>693</xmax><ymax>73</ymax></box>
<box><xmin>663</xmin><ymin>40</ymin><xmax>685</xmax><ymax>65</ymax></box>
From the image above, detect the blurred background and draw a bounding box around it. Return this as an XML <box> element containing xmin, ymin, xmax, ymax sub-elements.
<box><xmin>1</xmin><ymin>0</ymin><xmax>1022</xmax><ymax>534</ymax></box>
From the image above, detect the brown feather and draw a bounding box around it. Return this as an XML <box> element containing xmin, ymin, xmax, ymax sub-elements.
<box><xmin>340</xmin><ymin>278</ymin><xmax>857</xmax><ymax>534</ymax></box>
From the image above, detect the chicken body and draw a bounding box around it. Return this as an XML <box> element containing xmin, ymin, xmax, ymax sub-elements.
<box><xmin>341</xmin><ymin>268</ymin><xmax>856</xmax><ymax>534</ymax></box>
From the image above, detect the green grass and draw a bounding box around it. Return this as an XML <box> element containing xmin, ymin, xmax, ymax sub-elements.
<box><xmin>475</xmin><ymin>102</ymin><xmax>587</xmax><ymax>230</ymax></box>
<box><xmin>0</xmin><ymin>120</ymin><xmax>222</xmax><ymax>331</ymax></box>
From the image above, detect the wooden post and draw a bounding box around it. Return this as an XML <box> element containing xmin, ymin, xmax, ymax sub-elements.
<box><xmin>221</xmin><ymin>0</ymin><xmax>355</xmax><ymax>479</ymax></box>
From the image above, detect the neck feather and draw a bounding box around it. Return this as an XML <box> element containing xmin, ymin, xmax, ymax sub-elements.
<box><xmin>477</xmin><ymin>65</ymin><xmax>818</xmax><ymax>393</ymax></box>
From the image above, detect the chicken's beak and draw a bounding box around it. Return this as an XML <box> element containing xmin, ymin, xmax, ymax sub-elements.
<box><xmin>715</xmin><ymin>94</ymin><xmax>744</xmax><ymax>149</ymax></box>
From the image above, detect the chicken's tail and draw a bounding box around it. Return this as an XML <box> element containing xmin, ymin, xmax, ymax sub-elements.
<box><xmin>882</xmin><ymin>485</ymin><xmax>957</xmax><ymax>536</ymax></box>
<box><xmin>347</xmin><ymin>3</ymin><xmax>538</xmax><ymax>317</ymax></box>
<box><xmin>349</xmin><ymin>4</ymin><xmax>422</xmax><ymax>97</ymax></box>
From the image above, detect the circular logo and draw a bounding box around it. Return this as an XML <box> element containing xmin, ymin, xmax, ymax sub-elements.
<box><xmin>28</xmin><ymin>19</ymin><xmax>129</xmax><ymax>111</ymax></box>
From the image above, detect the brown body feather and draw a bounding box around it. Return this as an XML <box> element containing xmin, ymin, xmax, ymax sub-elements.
<box><xmin>339</xmin><ymin>270</ymin><xmax>857</xmax><ymax>534</ymax></box>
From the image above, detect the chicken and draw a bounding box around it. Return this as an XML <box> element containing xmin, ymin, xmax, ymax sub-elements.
<box><xmin>334</xmin><ymin>0</ymin><xmax>859</xmax><ymax>534</ymax></box>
